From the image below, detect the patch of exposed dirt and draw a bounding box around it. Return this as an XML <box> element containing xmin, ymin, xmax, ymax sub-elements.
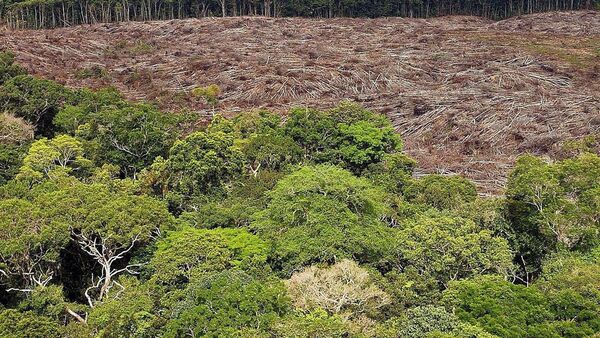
<box><xmin>1</xmin><ymin>11</ymin><xmax>599</xmax><ymax>193</ymax></box>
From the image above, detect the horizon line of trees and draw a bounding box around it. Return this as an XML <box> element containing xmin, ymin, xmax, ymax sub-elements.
<box><xmin>0</xmin><ymin>0</ymin><xmax>598</xmax><ymax>29</ymax></box>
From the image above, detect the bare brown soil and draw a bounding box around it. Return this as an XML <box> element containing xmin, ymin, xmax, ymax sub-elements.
<box><xmin>1</xmin><ymin>11</ymin><xmax>599</xmax><ymax>193</ymax></box>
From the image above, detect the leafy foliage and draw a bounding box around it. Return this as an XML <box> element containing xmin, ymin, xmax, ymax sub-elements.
<box><xmin>55</xmin><ymin>94</ymin><xmax>184</xmax><ymax>177</ymax></box>
<box><xmin>0</xmin><ymin>142</ymin><xmax>29</xmax><ymax>185</ymax></box>
<box><xmin>442</xmin><ymin>275</ymin><xmax>556</xmax><ymax>337</ymax></box>
<box><xmin>506</xmin><ymin>153</ymin><xmax>600</xmax><ymax>277</ymax></box>
<box><xmin>0</xmin><ymin>199</ymin><xmax>69</xmax><ymax>292</ymax></box>
<box><xmin>535</xmin><ymin>252</ymin><xmax>600</xmax><ymax>335</ymax></box>
<box><xmin>403</xmin><ymin>174</ymin><xmax>477</xmax><ymax>210</ymax></box>
<box><xmin>0</xmin><ymin>309</ymin><xmax>61</xmax><ymax>338</ymax></box>
<box><xmin>86</xmin><ymin>277</ymin><xmax>160</xmax><ymax>338</ymax></box>
<box><xmin>395</xmin><ymin>212</ymin><xmax>513</xmax><ymax>287</ymax></box>
<box><xmin>252</xmin><ymin>164</ymin><xmax>394</xmax><ymax>275</ymax></box>
<box><xmin>17</xmin><ymin>135</ymin><xmax>91</xmax><ymax>183</ymax></box>
<box><xmin>272</xmin><ymin>309</ymin><xmax>356</xmax><ymax>338</ymax></box>
<box><xmin>146</xmin><ymin>128</ymin><xmax>245</xmax><ymax>211</ymax></box>
<box><xmin>0</xmin><ymin>52</ymin><xmax>25</xmax><ymax>85</ymax></box>
<box><xmin>39</xmin><ymin>182</ymin><xmax>174</xmax><ymax>249</ymax></box>
<box><xmin>0</xmin><ymin>58</ymin><xmax>598</xmax><ymax>337</ymax></box>
<box><xmin>149</xmin><ymin>227</ymin><xmax>268</xmax><ymax>287</ymax></box>
<box><xmin>163</xmin><ymin>270</ymin><xmax>290</xmax><ymax>337</ymax></box>
<box><xmin>394</xmin><ymin>305</ymin><xmax>460</xmax><ymax>337</ymax></box>
<box><xmin>0</xmin><ymin>75</ymin><xmax>73</xmax><ymax>136</ymax></box>
<box><xmin>192</xmin><ymin>84</ymin><xmax>221</xmax><ymax>107</ymax></box>
<box><xmin>284</xmin><ymin>102</ymin><xmax>402</xmax><ymax>174</ymax></box>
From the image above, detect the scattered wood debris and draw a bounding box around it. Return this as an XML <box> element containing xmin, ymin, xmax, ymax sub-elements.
<box><xmin>1</xmin><ymin>11</ymin><xmax>599</xmax><ymax>193</ymax></box>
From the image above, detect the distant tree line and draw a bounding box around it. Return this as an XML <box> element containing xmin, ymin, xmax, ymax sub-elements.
<box><xmin>0</xmin><ymin>0</ymin><xmax>598</xmax><ymax>29</ymax></box>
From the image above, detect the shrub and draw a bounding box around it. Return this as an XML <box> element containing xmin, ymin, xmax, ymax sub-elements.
<box><xmin>192</xmin><ymin>84</ymin><xmax>221</xmax><ymax>107</ymax></box>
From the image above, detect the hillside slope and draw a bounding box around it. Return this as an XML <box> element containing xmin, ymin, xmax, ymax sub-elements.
<box><xmin>1</xmin><ymin>11</ymin><xmax>599</xmax><ymax>192</ymax></box>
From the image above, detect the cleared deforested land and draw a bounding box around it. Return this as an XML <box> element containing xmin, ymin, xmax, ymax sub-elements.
<box><xmin>2</xmin><ymin>10</ymin><xmax>599</xmax><ymax>192</ymax></box>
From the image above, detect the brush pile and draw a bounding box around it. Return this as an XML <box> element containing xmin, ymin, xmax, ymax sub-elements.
<box><xmin>1</xmin><ymin>11</ymin><xmax>599</xmax><ymax>192</ymax></box>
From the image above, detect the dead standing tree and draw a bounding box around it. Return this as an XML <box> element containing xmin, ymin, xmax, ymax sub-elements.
<box><xmin>36</xmin><ymin>183</ymin><xmax>173</xmax><ymax>307</ymax></box>
<box><xmin>76</xmin><ymin>233</ymin><xmax>143</xmax><ymax>307</ymax></box>
<box><xmin>70</xmin><ymin>192</ymin><xmax>171</xmax><ymax>308</ymax></box>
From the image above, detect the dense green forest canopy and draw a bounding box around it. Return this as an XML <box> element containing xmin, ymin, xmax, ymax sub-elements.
<box><xmin>0</xmin><ymin>50</ymin><xmax>599</xmax><ymax>337</ymax></box>
<box><xmin>1</xmin><ymin>0</ymin><xmax>599</xmax><ymax>29</ymax></box>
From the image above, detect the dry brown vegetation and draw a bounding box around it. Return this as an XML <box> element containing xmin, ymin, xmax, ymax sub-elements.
<box><xmin>1</xmin><ymin>11</ymin><xmax>599</xmax><ymax>192</ymax></box>
<box><xmin>0</xmin><ymin>113</ymin><xmax>34</xmax><ymax>145</ymax></box>
<box><xmin>286</xmin><ymin>259</ymin><xmax>390</xmax><ymax>316</ymax></box>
